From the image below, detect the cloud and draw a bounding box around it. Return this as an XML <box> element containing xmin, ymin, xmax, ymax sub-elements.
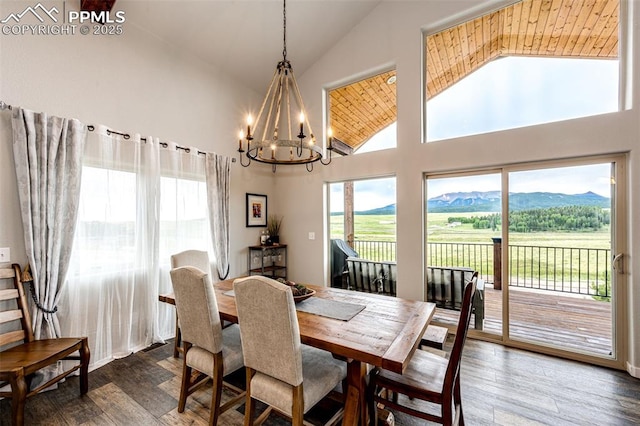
<box><xmin>426</xmin><ymin>57</ymin><xmax>619</xmax><ymax>141</ymax></box>
<box><xmin>427</xmin><ymin>163</ymin><xmax>612</xmax><ymax>199</ymax></box>
<box><xmin>330</xmin><ymin>177</ymin><xmax>396</xmax><ymax>212</ymax></box>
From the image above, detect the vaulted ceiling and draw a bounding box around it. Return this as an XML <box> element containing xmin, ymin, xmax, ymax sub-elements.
<box><xmin>328</xmin><ymin>0</ymin><xmax>619</xmax><ymax>152</ymax></box>
<box><xmin>120</xmin><ymin>0</ymin><xmax>382</xmax><ymax>93</ymax></box>
<box><xmin>329</xmin><ymin>70</ymin><xmax>397</xmax><ymax>153</ymax></box>
<box><xmin>426</xmin><ymin>0</ymin><xmax>619</xmax><ymax>100</ymax></box>
<box><xmin>123</xmin><ymin>1</ymin><xmax>620</xmax><ymax>153</ymax></box>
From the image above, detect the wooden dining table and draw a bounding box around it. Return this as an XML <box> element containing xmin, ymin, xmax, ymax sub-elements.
<box><xmin>159</xmin><ymin>277</ymin><xmax>435</xmax><ymax>426</ymax></box>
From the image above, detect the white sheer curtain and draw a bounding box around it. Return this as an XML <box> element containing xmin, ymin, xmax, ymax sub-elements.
<box><xmin>156</xmin><ymin>142</ymin><xmax>212</xmax><ymax>342</ymax></box>
<box><xmin>59</xmin><ymin>128</ymin><xmax>212</xmax><ymax>369</ymax></box>
<box><xmin>59</xmin><ymin>127</ymin><xmax>159</xmax><ymax>368</ymax></box>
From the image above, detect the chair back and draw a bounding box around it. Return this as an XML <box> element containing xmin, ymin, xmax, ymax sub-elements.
<box><xmin>0</xmin><ymin>264</ymin><xmax>34</xmax><ymax>348</ymax></box>
<box><xmin>169</xmin><ymin>266</ymin><xmax>223</xmax><ymax>355</ymax></box>
<box><xmin>171</xmin><ymin>250</ymin><xmax>211</xmax><ymax>275</ymax></box>
<box><xmin>445</xmin><ymin>271</ymin><xmax>477</xmax><ymax>385</ymax></box>
<box><xmin>426</xmin><ymin>266</ymin><xmax>475</xmax><ymax>310</ymax></box>
<box><xmin>233</xmin><ymin>276</ymin><xmax>303</xmax><ymax>387</ymax></box>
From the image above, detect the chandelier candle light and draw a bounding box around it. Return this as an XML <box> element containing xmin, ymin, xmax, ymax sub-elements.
<box><xmin>238</xmin><ymin>0</ymin><xmax>333</xmax><ymax>172</ymax></box>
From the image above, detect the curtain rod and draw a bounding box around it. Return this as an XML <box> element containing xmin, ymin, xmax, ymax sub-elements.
<box><xmin>88</xmin><ymin>125</ymin><xmax>233</xmax><ymax>160</ymax></box>
<box><xmin>91</xmin><ymin>126</ymin><xmax>236</xmax><ymax>162</ymax></box>
<box><xmin>0</xmin><ymin>101</ymin><xmax>235</xmax><ymax>162</ymax></box>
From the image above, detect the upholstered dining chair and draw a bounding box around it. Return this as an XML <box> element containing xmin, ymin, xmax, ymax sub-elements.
<box><xmin>169</xmin><ymin>266</ymin><xmax>245</xmax><ymax>425</ymax></box>
<box><xmin>170</xmin><ymin>250</ymin><xmax>212</xmax><ymax>357</ymax></box>
<box><xmin>368</xmin><ymin>272</ymin><xmax>478</xmax><ymax>426</ymax></box>
<box><xmin>233</xmin><ymin>276</ymin><xmax>347</xmax><ymax>426</ymax></box>
<box><xmin>171</xmin><ymin>249</ymin><xmax>211</xmax><ymax>274</ymax></box>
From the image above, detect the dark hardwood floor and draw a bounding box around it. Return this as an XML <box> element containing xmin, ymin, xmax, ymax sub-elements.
<box><xmin>2</xmin><ymin>338</ymin><xmax>639</xmax><ymax>425</ymax></box>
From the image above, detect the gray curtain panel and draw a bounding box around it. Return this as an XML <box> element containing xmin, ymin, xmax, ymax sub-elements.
<box><xmin>12</xmin><ymin>108</ymin><xmax>86</xmax><ymax>339</ymax></box>
<box><xmin>205</xmin><ymin>153</ymin><xmax>231</xmax><ymax>280</ymax></box>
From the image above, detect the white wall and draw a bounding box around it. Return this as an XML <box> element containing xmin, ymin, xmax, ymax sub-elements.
<box><xmin>0</xmin><ymin>8</ymin><xmax>276</xmax><ymax>278</ymax></box>
<box><xmin>276</xmin><ymin>0</ymin><xmax>640</xmax><ymax>376</ymax></box>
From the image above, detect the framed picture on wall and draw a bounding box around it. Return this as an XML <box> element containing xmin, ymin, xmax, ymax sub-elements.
<box><xmin>246</xmin><ymin>193</ymin><xmax>267</xmax><ymax>227</ymax></box>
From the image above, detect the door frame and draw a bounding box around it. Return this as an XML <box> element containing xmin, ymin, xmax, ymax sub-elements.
<box><xmin>500</xmin><ymin>154</ymin><xmax>628</xmax><ymax>370</ymax></box>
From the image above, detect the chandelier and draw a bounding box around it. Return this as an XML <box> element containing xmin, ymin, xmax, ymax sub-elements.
<box><xmin>237</xmin><ymin>0</ymin><xmax>333</xmax><ymax>172</ymax></box>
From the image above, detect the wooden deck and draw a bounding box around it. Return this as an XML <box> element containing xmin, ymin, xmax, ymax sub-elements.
<box><xmin>432</xmin><ymin>285</ymin><xmax>613</xmax><ymax>356</ymax></box>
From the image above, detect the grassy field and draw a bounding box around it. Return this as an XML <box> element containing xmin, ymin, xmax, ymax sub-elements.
<box><xmin>331</xmin><ymin>212</ymin><xmax>610</xmax><ymax>249</ymax></box>
<box><xmin>330</xmin><ymin>214</ymin><xmax>396</xmax><ymax>242</ymax></box>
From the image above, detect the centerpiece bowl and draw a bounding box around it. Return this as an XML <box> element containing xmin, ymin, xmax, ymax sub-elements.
<box><xmin>277</xmin><ymin>278</ymin><xmax>315</xmax><ymax>303</ymax></box>
<box><xmin>293</xmin><ymin>289</ymin><xmax>315</xmax><ymax>303</ymax></box>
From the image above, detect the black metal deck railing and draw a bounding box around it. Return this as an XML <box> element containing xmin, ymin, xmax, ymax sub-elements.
<box><xmin>426</xmin><ymin>242</ymin><xmax>493</xmax><ymax>279</ymax></box>
<box><xmin>350</xmin><ymin>240</ymin><xmax>611</xmax><ymax>300</ymax></box>
<box><xmin>352</xmin><ymin>240</ymin><xmax>396</xmax><ymax>263</ymax></box>
<box><xmin>508</xmin><ymin>244</ymin><xmax>610</xmax><ymax>299</ymax></box>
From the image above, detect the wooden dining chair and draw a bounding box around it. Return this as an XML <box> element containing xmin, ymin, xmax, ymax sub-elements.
<box><xmin>233</xmin><ymin>276</ymin><xmax>347</xmax><ymax>426</ymax></box>
<box><xmin>368</xmin><ymin>272</ymin><xmax>478</xmax><ymax>426</ymax></box>
<box><xmin>169</xmin><ymin>266</ymin><xmax>245</xmax><ymax>425</ymax></box>
<box><xmin>0</xmin><ymin>264</ymin><xmax>90</xmax><ymax>426</ymax></box>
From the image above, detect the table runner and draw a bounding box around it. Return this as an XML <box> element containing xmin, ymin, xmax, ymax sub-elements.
<box><xmin>295</xmin><ymin>297</ymin><xmax>365</xmax><ymax>321</ymax></box>
<box><xmin>223</xmin><ymin>290</ymin><xmax>365</xmax><ymax>321</ymax></box>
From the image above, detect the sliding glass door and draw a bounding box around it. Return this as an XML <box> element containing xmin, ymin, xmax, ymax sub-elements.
<box><xmin>425</xmin><ymin>172</ymin><xmax>503</xmax><ymax>335</ymax></box>
<box><xmin>506</xmin><ymin>160</ymin><xmax>622</xmax><ymax>360</ymax></box>
<box><xmin>426</xmin><ymin>155</ymin><xmax>626</xmax><ymax>364</ymax></box>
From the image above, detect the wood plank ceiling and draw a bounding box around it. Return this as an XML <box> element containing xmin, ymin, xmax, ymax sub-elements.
<box><xmin>329</xmin><ymin>70</ymin><xmax>396</xmax><ymax>153</ymax></box>
<box><xmin>426</xmin><ymin>0</ymin><xmax>619</xmax><ymax>100</ymax></box>
<box><xmin>329</xmin><ymin>0</ymin><xmax>619</xmax><ymax>152</ymax></box>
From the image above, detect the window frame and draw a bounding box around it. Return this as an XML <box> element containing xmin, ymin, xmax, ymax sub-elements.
<box><xmin>421</xmin><ymin>0</ymin><xmax>626</xmax><ymax>143</ymax></box>
<box><xmin>324</xmin><ymin>65</ymin><xmax>398</xmax><ymax>155</ymax></box>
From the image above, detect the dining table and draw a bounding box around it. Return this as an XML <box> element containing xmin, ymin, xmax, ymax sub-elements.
<box><xmin>159</xmin><ymin>277</ymin><xmax>435</xmax><ymax>426</ymax></box>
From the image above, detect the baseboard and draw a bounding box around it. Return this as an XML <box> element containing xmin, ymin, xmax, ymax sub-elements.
<box><xmin>627</xmin><ymin>361</ymin><xmax>640</xmax><ymax>378</ymax></box>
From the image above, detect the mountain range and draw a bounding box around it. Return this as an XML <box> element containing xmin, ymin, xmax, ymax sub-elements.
<box><xmin>351</xmin><ymin>191</ymin><xmax>609</xmax><ymax>215</ymax></box>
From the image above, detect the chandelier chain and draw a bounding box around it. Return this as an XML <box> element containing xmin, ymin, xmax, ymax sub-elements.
<box><xmin>238</xmin><ymin>0</ymin><xmax>332</xmax><ymax>172</ymax></box>
<box><xmin>282</xmin><ymin>0</ymin><xmax>287</xmax><ymax>61</ymax></box>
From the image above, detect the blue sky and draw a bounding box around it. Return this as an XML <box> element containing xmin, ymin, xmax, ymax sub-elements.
<box><xmin>427</xmin><ymin>56</ymin><xmax>619</xmax><ymax>141</ymax></box>
<box><xmin>427</xmin><ymin>163</ymin><xmax>613</xmax><ymax>200</ymax></box>
<box><xmin>331</xmin><ymin>56</ymin><xmax>618</xmax><ymax>211</ymax></box>
<box><xmin>330</xmin><ymin>177</ymin><xmax>396</xmax><ymax>212</ymax></box>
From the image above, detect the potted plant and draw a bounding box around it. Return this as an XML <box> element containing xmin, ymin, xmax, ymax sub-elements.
<box><xmin>267</xmin><ymin>214</ymin><xmax>283</xmax><ymax>244</ymax></box>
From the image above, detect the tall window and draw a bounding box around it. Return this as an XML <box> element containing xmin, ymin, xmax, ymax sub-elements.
<box><xmin>69</xmin><ymin>154</ymin><xmax>211</xmax><ymax>277</ymax></box>
<box><xmin>328</xmin><ymin>69</ymin><xmax>397</xmax><ymax>154</ymax></box>
<box><xmin>425</xmin><ymin>0</ymin><xmax>620</xmax><ymax>142</ymax></box>
<box><xmin>63</xmin><ymin>132</ymin><xmax>212</xmax><ymax>368</ymax></box>
<box><xmin>69</xmin><ymin>167</ymin><xmax>137</xmax><ymax>275</ymax></box>
<box><xmin>329</xmin><ymin>176</ymin><xmax>396</xmax><ymax>261</ymax></box>
<box><xmin>159</xmin><ymin>176</ymin><xmax>211</xmax><ymax>268</ymax></box>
